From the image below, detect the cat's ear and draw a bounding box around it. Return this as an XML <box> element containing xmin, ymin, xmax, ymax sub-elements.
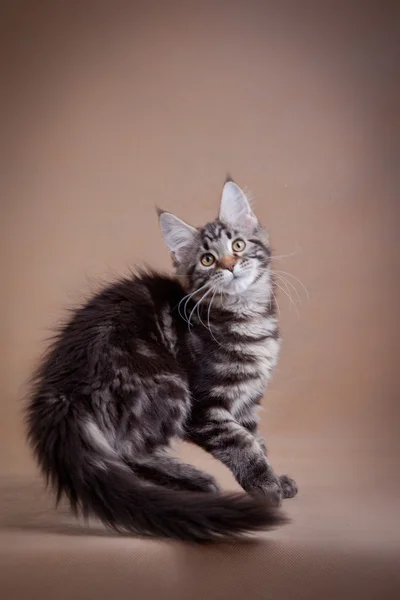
<box><xmin>158</xmin><ymin>210</ymin><xmax>198</xmax><ymax>262</ymax></box>
<box><xmin>219</xmin><ymin>180</ymin><xmax>258</xmax><ymax>233</ymax></box>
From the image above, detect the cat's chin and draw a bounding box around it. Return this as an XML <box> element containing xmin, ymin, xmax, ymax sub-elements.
<box><xmin>222</xmin><ymin>273</ymin><xmax>255</xmax><ymax>295</ymax></box>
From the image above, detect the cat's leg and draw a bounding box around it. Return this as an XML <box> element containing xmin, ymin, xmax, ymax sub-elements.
<box><xmin>239</xmin><ymin>411</ymin><xmax>268</xmax><ymax>454</ymax></box>
<box><xmin>188</xmin><ymin>408</ymin><xmax>283</xmax><ymax>505</ymax></box>
<box><xmin>123</xmin><ymin>452</ymin><xmax>220</xmax><ymax>493</ymax></box>
<box><xmin>113</xmin><ymin>356</ymin><xmax>220</xmax><ymax>493</ymax></box>
<box><xmin>239</xmin><ymin>409</ymin><xmax>298</xmax><ymax>500</ymax></box>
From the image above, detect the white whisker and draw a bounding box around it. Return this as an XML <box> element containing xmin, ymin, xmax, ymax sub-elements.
<box><xmin>207</xmin><ymin>288</ymin><xmax>225</xmax><ymax>348</ymax></box>
<box><xmin>274</xmin><ymin>272</ymin><xmax>301</xmax><ymax>304</ymax></box>
<box><xmin>184</xmin><ymin>282</ymin><xmax>210</xmax><ymax>322</ymax></box>
<box><xmin>274</xmin><ymin>280</ymin><xmax>300</xmax><ymax>319</ymax></box>
<box><xmin>196</xmin><ymin>297</ymin><xmax>209</xmax><ymax>331</ymax></box>
<box><xmin>219</xmin><ymin>289</ymin><xmax>227</xmax><ymax>309</ymax></box>
<box><xmin>188</xmin><ymin>287</ymin><xmax>213</xmax><ymax>329</ymax></box>
<box><xmin>176</xmin><ymin>282</ymin><xmax>209</xmax><ymax>323</ymax></box>
<box><xmin>271</xmin><ymin>290</ymin><xmax>280</xmax><ymax>318</ymax></box>
<box><xmin>176</xmin><ymin>291</ymin><xmax>195</xmax><ymax>323</ymax></box>
<box><xmin>270</xmin><ymin>249</ymin><xmax>300</xmax><ymax>261</ymax></box>
<box><xmin>274</xmin><ymin>270</ymin><xmax>310</xmax><ymax>300</ymax></box>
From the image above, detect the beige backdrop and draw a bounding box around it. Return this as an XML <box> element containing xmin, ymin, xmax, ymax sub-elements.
<box><xmin>1</xmin><ymin>2</ymin><xmax>399</xmax><ymax>599</ymax></box>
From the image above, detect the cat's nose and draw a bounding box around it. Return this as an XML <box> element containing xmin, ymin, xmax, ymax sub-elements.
<box><xmin>218</xmin><ymin>256</ymin><xmax>238</xmax><ymax>272</ymax></box>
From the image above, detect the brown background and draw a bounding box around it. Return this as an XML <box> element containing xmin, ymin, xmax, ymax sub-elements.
<box><xmin>1</xmin><ymin>2</ymin><xmax>399</xmax><ymax>599</ymax></box>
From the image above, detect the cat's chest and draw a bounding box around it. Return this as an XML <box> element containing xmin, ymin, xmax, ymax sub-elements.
<box><xmin>189</xmin><ymin>316</ymin><xmax>280</xmax><ymax>410</ymax></box>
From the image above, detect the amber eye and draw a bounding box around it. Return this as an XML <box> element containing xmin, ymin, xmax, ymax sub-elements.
<box><xmin>232</xmin><ymin>239</ymin><xmax>246</xmax><ymax>252</ymax></box>
<box><xmin>200</xmin><ymin>253</ymin><xmax>215</xmax><ymax>267</ymax></box>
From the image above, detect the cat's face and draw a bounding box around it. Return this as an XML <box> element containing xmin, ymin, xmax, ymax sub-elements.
<box><xmin>159</xmin><ymin>180</ymin><xmax>271</xmax><ymax>296</ymax></box>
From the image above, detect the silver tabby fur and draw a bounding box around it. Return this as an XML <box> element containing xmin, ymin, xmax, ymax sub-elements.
<box><xmin>26</xmin><ymin>178</ymin><xmax>297</xmax><ymax>541</ymax></box>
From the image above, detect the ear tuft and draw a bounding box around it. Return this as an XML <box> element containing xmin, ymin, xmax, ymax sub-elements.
<box><xmin>219</xmin><ymin>181</ymin><xmax>258</xmax><ymax>232</ymax></box>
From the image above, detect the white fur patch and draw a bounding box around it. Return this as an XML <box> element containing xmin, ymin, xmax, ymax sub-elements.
<box><xmin>85</xmin><ymin>419</ymin><xmax>116</xmax><ymax>456</ymax></box>
<box><xmin>212</xmin><ymin>360</ymin><xmax>261</xmax><ymax>378</ymax></box>
<box><xmin>227</xmin><ymin>337</ymin><xmax>280</xmax><ymax>360</ymax></box>
<box><xmin>208</xmin><ymin>407</ymin><xmax>233</xmax><ymax>422</ymax></box>
<box><xmin>229</xmin><ymin>317</ymin><xmax>278</xmax><ymax>338</ymax></box>
<box><xmin>210</xmin><ymin>377</ymin><xmax>266</xmax><ymax>401</ymax></box>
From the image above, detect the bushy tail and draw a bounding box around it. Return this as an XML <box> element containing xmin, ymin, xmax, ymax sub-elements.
<box><xmin>26</xmin><ymin>400</ymin><xmax>286</xmax><ymax>542</ymax></box>
<box><xmin>66</xmin><ymin>459</ymin><xmax>287</xmax><ymax>541</ymax></box>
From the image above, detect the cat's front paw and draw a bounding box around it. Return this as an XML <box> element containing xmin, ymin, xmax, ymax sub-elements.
<box><xmin>279</xmin><ymin>474</ymin><xmax>298</xmax><ymax>499</ymax></box>
<box><xmin>245</xmin><ymin>477</ymin><xmax>283</xmax><ymax>507</ymax></box>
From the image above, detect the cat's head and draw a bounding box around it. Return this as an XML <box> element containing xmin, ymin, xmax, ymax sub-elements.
<box><xmin>158</xmin><ymin>179</ymin><xmax>271</xmax><ymax>296</ymax></box>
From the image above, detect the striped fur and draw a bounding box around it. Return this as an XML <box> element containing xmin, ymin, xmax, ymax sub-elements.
<box><xmin>26</xmin><ymin>179</ymin><xmax>297</xmax><ymax>541</ymax></box>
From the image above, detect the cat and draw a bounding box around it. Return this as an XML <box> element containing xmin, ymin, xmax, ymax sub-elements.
<box><xmin>26</xmin><ymin>178</ymin><xmax>297</xmax><ymax>541</ymax></box>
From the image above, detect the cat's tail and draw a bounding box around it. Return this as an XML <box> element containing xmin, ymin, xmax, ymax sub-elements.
<box><xmin>27</xmin><ymin>401</ymin><xmax>287</xmax><ymax>542</ymax></box>
<box><xmin>67</xmin><ymin>459</ymin><xmax>286</xmax><ymax>541</ymax></box>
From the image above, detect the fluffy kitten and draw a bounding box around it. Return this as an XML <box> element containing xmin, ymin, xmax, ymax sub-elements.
<box><xmin>26</xmin><ymin>178</ymin><xmax>297</xmax><ymax>541</ymax></box>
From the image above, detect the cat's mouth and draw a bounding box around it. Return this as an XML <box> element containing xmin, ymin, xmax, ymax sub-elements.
<box><xmin>220</xmin><ymin>270</ymin><xmax>255</xmax><ymax>294</ymax></box>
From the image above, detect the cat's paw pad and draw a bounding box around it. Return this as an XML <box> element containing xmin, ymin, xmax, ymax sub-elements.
<box><xmin>279</xmin><ymin>474</ymin><xmax>298</xmax><ymax>499</ymax></box>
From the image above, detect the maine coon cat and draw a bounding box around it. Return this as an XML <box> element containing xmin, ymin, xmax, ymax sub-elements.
<box><xmin>26</xmin><ymin>178</ymin><xmax>297</xmax><ymax>541</ymax></box>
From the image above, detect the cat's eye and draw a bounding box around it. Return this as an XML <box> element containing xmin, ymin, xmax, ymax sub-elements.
<box><xmin>232</xmin><ymin>239</ymin><xmax>246</xmax><ymax>252</ymax></box>
<box><xmin>200</xmin><ymin>253</ymin><xmax>215</xmax><ymax>267</ymax></box>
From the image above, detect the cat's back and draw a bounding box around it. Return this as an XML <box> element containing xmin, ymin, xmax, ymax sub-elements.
<box><xmin>34</xmin><ymin>272</ymin><xmax>185</xmax><ymax>392</ymax></box>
